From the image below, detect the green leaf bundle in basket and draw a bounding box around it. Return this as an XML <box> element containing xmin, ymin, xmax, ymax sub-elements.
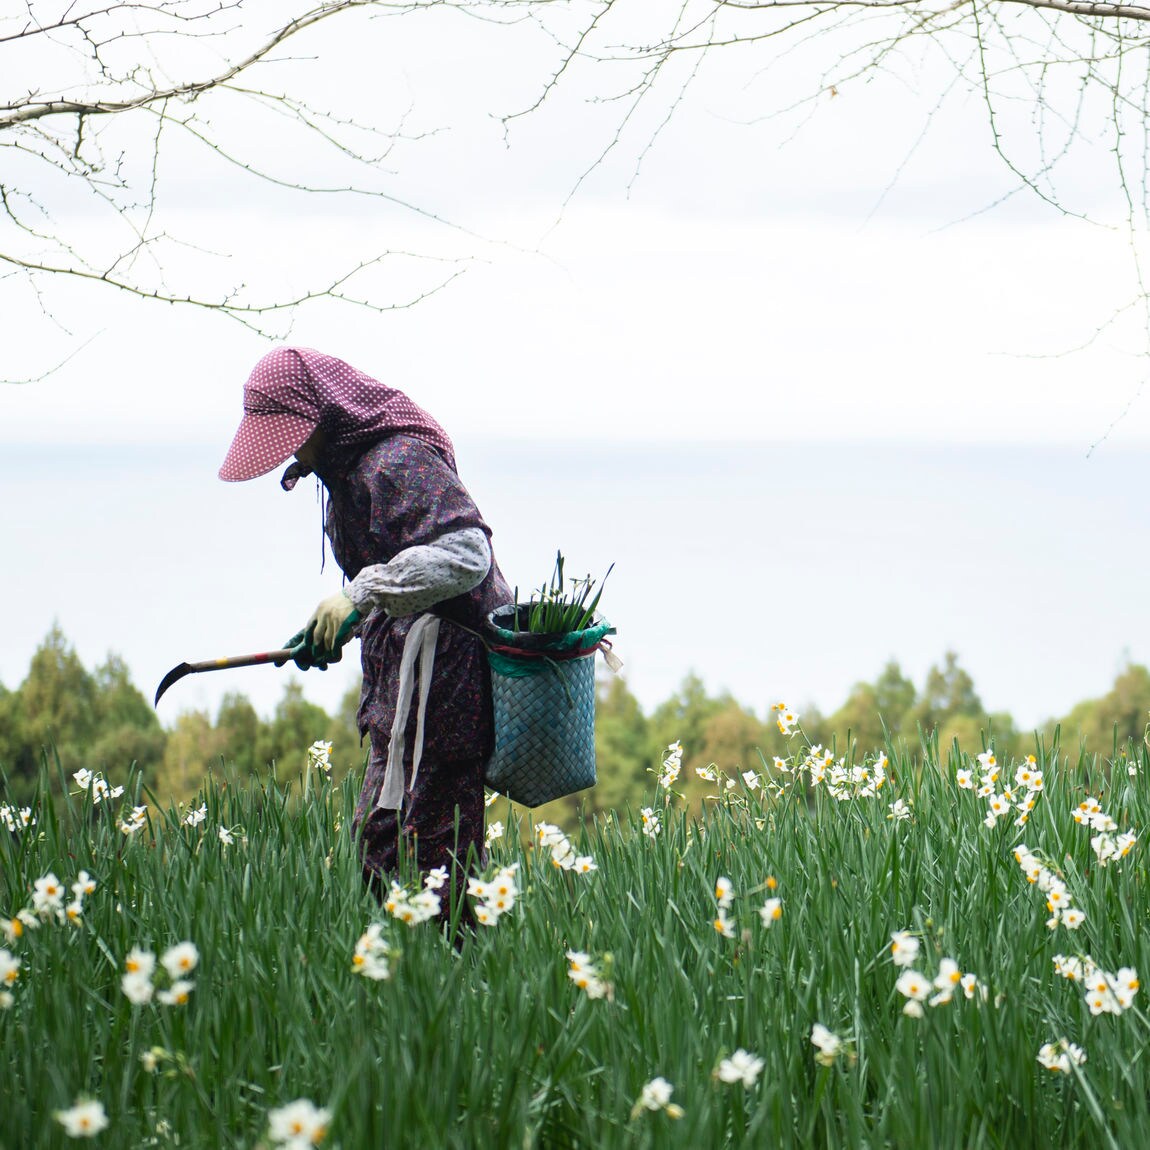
<box><xmin>484</xmin><ymin>553</ymin><xmax>617</xmax><ymax>808</ymax></box>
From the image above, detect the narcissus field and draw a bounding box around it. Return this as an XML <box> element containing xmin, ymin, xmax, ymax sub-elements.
<box><xmin>2</xmin><ymin>722</ymin><xmax>1148</xmax><ymax>1149</ymax></box>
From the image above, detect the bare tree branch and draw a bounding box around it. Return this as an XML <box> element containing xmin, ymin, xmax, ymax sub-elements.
<box><xmin>0</xmin><ymin>0</ymin><xmax>491</xmax><ymax>362</ymax></box>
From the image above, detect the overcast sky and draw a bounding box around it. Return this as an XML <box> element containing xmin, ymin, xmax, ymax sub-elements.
<box><xmin>4</xmin><ymin>1</ymin><xmax>1150</xmax><ymax>739</ymax></box>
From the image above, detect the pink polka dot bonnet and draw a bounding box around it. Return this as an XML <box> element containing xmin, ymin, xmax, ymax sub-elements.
<box><xmin>218</xmin><ymin>347</ymin><xmax>455</xmax><ymax>483</ymax></box>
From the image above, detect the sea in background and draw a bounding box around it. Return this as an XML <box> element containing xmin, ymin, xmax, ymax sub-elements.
<box><xmin>3</xmin><ymin>438</ymin><xmax>1148</xmax><ymax>733</ymax></box>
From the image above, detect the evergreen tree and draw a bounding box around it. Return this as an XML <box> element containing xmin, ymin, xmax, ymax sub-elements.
<box><xmin>1050</xmin><ymin>663</ymin><xmax>1150</xmax><ymax>758</ymax></box>
<box><xmin>590</xmin><ymin>674</ymin><xmax>656</xmax><ymax>812</ymax></box>
<box><xmin>214</xmin><ymin>693</ymin><xmax>262</xmax><ymax>776</ymax></box>
<box><xmin>8</xmin><ymin>624</ymin><xmax>100</xmax><ymax>793</ymax></box>
<box><xmin>825</xmin><ymin>659</ymin><xmax>917</xmax><ymax>760</ymax></box>
<box><xmin>89</xmin><ymin>654</ymin><xmax>166</xmax><ymax>776</ymax></box>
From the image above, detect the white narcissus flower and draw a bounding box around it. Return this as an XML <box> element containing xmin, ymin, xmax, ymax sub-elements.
<box><xmin>71</xmin><ymin>872</ymin><xmax>96</xmax><ymax>899</ymax></box>
<box><xmin>632</xmin><ymin>1076</ymin><xmax>683</xmax><ymax>1119</ymax></box>
<box><xmin>638</xmin><ymin>1079</ymin><xmax>673</xmax><ymax>1108</ymax></box>
<box><xmin>122</xmin><ymin>972</ymin><xmax>154</xmax><ymax>1005</ymax></box>
<box><xmin>566</xmin><ymin>951</ymin><xmax>609</xmax><ymax>999</ymax></box>
<box><xmin>535</xmin><ymin>822</ymin><xmax>564</xmax><ymax>847</ymax></box>
<box><xmin>160</xmin><ymin>942</ymin><xmax>199</xmax><ymax>980</ymax></box>
<box><xmin>896</xmin><ymin>969</ymin><xmax>932</xmax><ymax>1017</ymax></box>
<box><xmin>1112</xmin><ymin>967</ymin><xmax>1140</xmax><ymax>1010</ymax></box>
<box><xmin>0</xmin><ymin>948</ymin><xmax>21</xmax><ymax>987</ymax></box>
<box><xmin>124</xmin><ymin>947</ymin><xmax>156</xmax><ymax>979</ymax></box>
<box><xmin>550</xmin><ymin>839</ymin><xmax>577</xmax><ymax>870</ymax></box>
<box><xmin>120</xmin><ymin>806</ymin><xmax>148</xmax><ymax>835</ymax></box>
<box><xmin>717</xmin><ymin>1048</ymin><xmax>765</xmax><ymax>1088</ymax></box>
<box><xmin>485</xmin><ymin>820</ymin><xmax>504</xmax><ymax>845</ymax></box>
<box><xmin>929</xmin><ymin>958</ymin><xmax>963</xmax><ymax>1006</ymax></box>
<box><xmin>1061</xmin><ymin>908</ymin><xmax>1086</xmax><ymax>930</ymax></box>
<box><xmin>934</xmin><ymin>958</ymin><xmax>962</xmax><ymax>988</ymax></box>
<box><xmin>889</xmin><ymin>931</ymin><xmax>920</xmax><ymax>968</ymax></box>
<box><xmin>157</xmin><ymin>980</ymin><xmax>194</xmax><ymax>1006</ymax></box>
<box><xmin>468</xmin><ymin>863</ymin><xmax>521</xmax><ymax>926</ymax></box>
<box><xmin>218</xmin><ymin>826</ymin><xmax>235</xmax><ymax>846</ymax></box>
<box><xmin>491</xmin><ymin>869</ymin><xmax>518</xmax><ymax>900</ymax></box>
<box><xmin>183</xmin><ymin>803</ymin><xmax>207</xmax><ymax>828</ymax></box>
<box><xmin>424</xmin><ymin>867</ymin><xmax>448</xmax><ymax>891</ymax></box>
<box><xmin>760</xmin><ymin>898</ymin><xmax>782</xmax><ymax>928</ymax></box>
<box><xmin>658</xmin><ymin>740</ymin><xmax>683</xmax><ymax>788</ymax></box>
<box><xmin>32</xmin><ymin>873</ymin><xmax>65</xmax><ymax>914</ymax></box>
<box><xmin>574</xmin><ymin>856</ymin><xmax>598</xmax><ymax>874</ymax></box>
<box><xmin>356</xmin><ymin>952</ymin><xmax>390</xmax><ymax>981</ymax></box>
<box><xmin>1038</xmin><ymin>1039</ymin><xmax>1087</xmax><ymax>1074</ymax></box>
<box><xmin>714</xmin><ymin>877</ymin><xmax>733</xmax><ymax>909</ymax></box>
<box><xmin>772</xmin><ymin>704</ymin><xmax>800</xmax><ymax>737</ymax></box>
<box><xmin>640</xmin><ymin>808</ymin><xmax>661</xmax><ymax>838</ymax></box>
<box><xmin>742</xmin><ymin>770</ymin><xmax>761</xmax><ymax>791</ymax></box>
<box><xmin>73</xmin><ymin>769</ymin><xmax>93</xmax><ymax>790</ymax></box>
<box><xmin>960</xmin><ymin>973</ymin><xmax>986</xmax><ymax>1000</ymax></box>
<box><xmin>474</xmin><ymin>904</ymin><xmax>500</xmax><ymax>926</ymax></box>
<box><xmin>54</xmin><ymin>1099</ymin><xmax>109</xmax><ymax>1139</ymax></box>
<box><xmin>887</xmin><ymin>799</ymin><xmax>911</xmax><ymax>822</ymax></box>
<box><xmin>307</xmin><ymin>740</ymin><xmax>333</xmax><ymax>772</ymax></box>
<box><xmin>410</xmin><ymin>890</ymin><xmax>442</xmax><ymax>920</ymax></box>
<box><xmin>268</xmin><ymin>1098</ymin><xmax>332</xmax><ymax>1147</ymax></box>
<box><xmin>810</xmin><ymin>1023</ymin><xmax>843</xmax><ymax>1066</ymax></box>
<box><xmin>90</xmin><ymin>777</ymin><xmax>124</xmax><ymax>805</ymax></box>
<box><xmin>713</xmin><ymin>909</ymin><xmax>736</xmax><ymax>939</ymax></box>
<box><xmin>353</xmin><ymin>924</ymin><xmax>391</xmax><ymax>982</ymax></box>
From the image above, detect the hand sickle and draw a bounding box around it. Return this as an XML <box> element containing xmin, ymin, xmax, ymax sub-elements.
<box><xmin>153</xmin><ymin>649</ymin><xmax>294</xmax><ymax>707</ymax></box>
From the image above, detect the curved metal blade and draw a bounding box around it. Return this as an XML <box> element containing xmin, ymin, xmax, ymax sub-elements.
<box><xmin>154</xmin><ymin>663</ymin><xmax>194</xmax><ymax>707</ymax></box>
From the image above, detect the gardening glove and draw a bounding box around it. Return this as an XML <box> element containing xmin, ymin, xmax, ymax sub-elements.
<box><xmin>276</xmin><ymin>628</ymin><xmax>331</xmax><ymax>672</ymax></box>
<box><xmin>306</xmin><ymin>591</ymin><xmax>362</xmax><ymax>660</ymax></box>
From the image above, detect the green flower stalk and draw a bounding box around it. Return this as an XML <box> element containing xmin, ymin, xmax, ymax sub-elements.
<box><xmin>512</xmin><ymin>551</ymin><xmax>614</xmax><ymax>635</ymax></box>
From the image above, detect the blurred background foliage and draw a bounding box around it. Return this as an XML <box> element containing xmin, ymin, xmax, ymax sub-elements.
<box><xmin>2</xmin><ymin>624</ymin><xmax>1147</xmax><ymax>820</ymax></box>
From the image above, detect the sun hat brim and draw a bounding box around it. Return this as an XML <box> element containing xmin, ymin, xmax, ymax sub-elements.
<box><xmin>218</xmin><ymin>410</ymin><xmax>318</xmax><ymax>482</ymax></box>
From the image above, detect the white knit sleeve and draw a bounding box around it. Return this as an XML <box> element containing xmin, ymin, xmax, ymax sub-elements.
<box><xmin>344</xmin><ymin>526</ymin><xmax>492</xmax><ymax>618</ymax></box>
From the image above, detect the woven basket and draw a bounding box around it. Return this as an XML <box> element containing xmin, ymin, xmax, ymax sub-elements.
<box><xmin>483</xmin><ymin>606</ymin><xmax>613</xmax><ymax>808</ymax></box>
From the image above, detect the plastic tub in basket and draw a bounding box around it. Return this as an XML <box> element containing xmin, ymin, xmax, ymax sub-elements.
<box><xmin>483</xmin><ymin>605</ymin><xmax>615</xmax><ymax>808</ymax></box>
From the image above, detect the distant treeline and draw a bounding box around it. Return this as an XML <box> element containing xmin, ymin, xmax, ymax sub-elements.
<box><xmin>2</xmin><ymin>625</ymin><xmax>1148</xmax><ymax>814</ymax></box>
